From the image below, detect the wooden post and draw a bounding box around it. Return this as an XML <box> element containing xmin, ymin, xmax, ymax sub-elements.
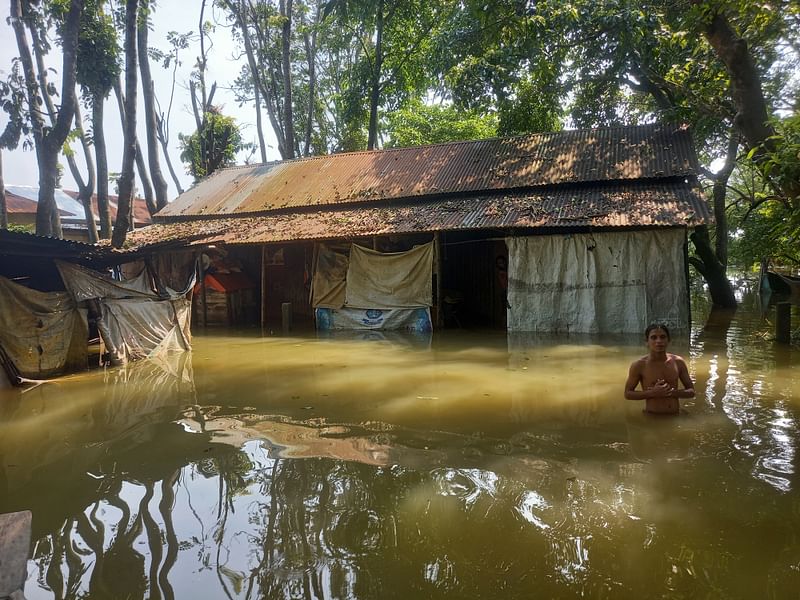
<box><xmin>434</xmin><ymin>232</ymin><xmax>443</xmax><ymax>328</ymax></box>
<box><xmin>201</xmin><ymin>272</ymin><xmax>208</xmax><ymax>328</ymax></box>
<box><xmin>261</xmin><ymin>245</ymin><xmax>268</xmax><ymax>333</ymax></box>
<box><xmin>776</xmin><ymin>302</ymin><xmax>791</xmax><ymax>343</ymax></box>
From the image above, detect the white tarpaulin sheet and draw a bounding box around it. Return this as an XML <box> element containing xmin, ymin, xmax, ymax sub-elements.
<box><xmin>57</xmin><ymin>261</ymin><xmax>193</xmax><ymax>364</ymax></box>
<box><xmin>507</xmin><ymin>229</ymin><xmax>688</xmax><ymax>333</ymax></box>
<box><xmin>344</xmin><ymin>242</ymin><xmax>433</xmax><ymax>309</ymax></box>
<box><xmin>0</xmin><ymin>276</ymin><xmax>87</xmax><ymax>379</ymax></box>
<box><xmin>57</xmin><ymin>260</ymin><xmax>155</xmax><ymax>301</ymax></box>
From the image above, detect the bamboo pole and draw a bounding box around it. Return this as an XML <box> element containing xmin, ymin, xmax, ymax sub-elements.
<box><xmin>261</xmin><ymin>245</ymin><xmax>268</xmax><ymax>333</ymax></box>
<box><xmin>434</xmin><ymin>232</ymin><xmax>443</xmax><ymax>328</ymax></box>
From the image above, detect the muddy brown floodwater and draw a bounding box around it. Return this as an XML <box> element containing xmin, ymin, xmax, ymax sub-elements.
<box><xmin>0</xmin><ymin>290</ymin><xmax>798</xmax><ymax>599</ymax></box>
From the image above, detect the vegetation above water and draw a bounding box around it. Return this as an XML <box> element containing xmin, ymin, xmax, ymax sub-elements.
<box><xmin>1</xmin><ymin>0</ymin><xmax>798</xmax><ymax>287</ymax></box>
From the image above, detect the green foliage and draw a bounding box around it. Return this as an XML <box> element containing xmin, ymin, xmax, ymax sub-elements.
<box><xmin>754</xmin><ymin>114</ymin><xmax>800</xmax><ymax>206</ymax></box>
<box><xmin>0</xmin><ymin>61</ymin><xmax>31</xmax><ymax>151</ymax></box>
<box><xmin>432</xmin><ymin>0</ymin><xmax>566</xmax><ymax>135</ymax></box>
<box><xmin>179</xmin><ymin>109</ymin><xmax>244</xmax><ymax>181</ymax></box>
<box><xmin>729</xmin><ymin>201</ymin><xmax>799</xmax><ymax>269</ymax></box>
<box><xmin>385</xmin><ymin>100</ymin><xmax>497</xmax><ymax>147</ymax></box>
<box><xmin>47</xmin><ymin>0</ymin><xmax>120</xmax><ymax>102</ymax></box>
<box><xmin>75</xmin><ymin>0</ymin><xmax>120</xmax><ymax>101</ymax></box>
<box><xmin>7</xmin><ymin>223</ymin><xmax>35</xmax><ymax>234</ymax></box>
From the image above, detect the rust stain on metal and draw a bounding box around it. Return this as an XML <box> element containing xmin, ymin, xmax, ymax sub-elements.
<box><xmin>123</xmin><ymin>183</ymin><xmax>709</xmax><ymax>251</ymax></box>
<box><xmin>158</xmin><ymin>124</ymin><xmax>698</xmax><ymax>218</ymax></box>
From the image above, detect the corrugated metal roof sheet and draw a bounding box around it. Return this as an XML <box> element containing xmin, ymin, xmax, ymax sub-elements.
<box><xmin>63</xmin><ymin>190</ymin><xmax>152</xmax><ymax>225</ymax></box>
<box><xmin>0</xmin><ymin>228</ymin><xmax>113</xmax><ymax>258</ymax></box>
<box><xmin>124</xmin><ymin>182</ymin><xmax>708</xmax><ymax>250</ymax></box>
<box><xmin>157</xmin><ymin>123</ymin><xmax>699</xmax><ymax>218</ymax></box>
<box><xmin>5</xmin><ymin>190</ymin><xmax>72</xmax><ymax>216</ymax></box>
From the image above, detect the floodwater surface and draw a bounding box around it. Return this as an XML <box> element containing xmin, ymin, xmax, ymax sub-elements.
<box><xmin>1</xmin><ymin>294</ymin><xmax>799</xmax><ymax>599</ymax></box>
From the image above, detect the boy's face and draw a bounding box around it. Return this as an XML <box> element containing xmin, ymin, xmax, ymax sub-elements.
<box><xmin>646</xmin><ymin>327</ymin><xmax>670</xmax><ymax>352</ymax></box>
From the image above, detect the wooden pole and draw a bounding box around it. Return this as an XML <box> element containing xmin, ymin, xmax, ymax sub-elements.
<box><xmin>776</xmin><ymin>302</ymin><xmax>791</xmax><ymax>343</ymax></box>
<box><xmin>201</xmin><ymin>270</ymin><xmax>208</xmax><ymax>328</ymax></box>
<box><xmin>261</xmin><ymin>245</ymin><xmax>268</xmax><ymax>333</ymax></box>
<box><xmin>434</xmin><ymin>232</ymin><xmax>443</xmax><ymax>328</ymax></box>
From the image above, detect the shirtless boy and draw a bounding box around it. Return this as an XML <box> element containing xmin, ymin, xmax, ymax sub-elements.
<box><xmin>624</xmin><ymin>324</ymin><xmax>695</xmax><ymax>414</ymax></box>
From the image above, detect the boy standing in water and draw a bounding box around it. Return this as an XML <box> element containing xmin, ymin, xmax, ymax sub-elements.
<box><xmin>625</xmin><ymin>323</ymin><xmax>695</xmax><ymax>414</ymax></box>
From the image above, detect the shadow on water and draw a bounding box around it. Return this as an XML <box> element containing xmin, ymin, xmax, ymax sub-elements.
<box><xmin>1</xmin><ymin>288</ymin><xmax>800</xmax><ymax>599</ymax></box>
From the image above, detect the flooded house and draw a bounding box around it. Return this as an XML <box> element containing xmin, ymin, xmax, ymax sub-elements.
<box><xmin>0</xmin><ymin>229</ymin><xmax>196</xmax><ymax>386</ymax></box>
<box><xmin>120</xmin><ymin>123</ymin><xmax>709</xmax><ymax>334</ymax></box>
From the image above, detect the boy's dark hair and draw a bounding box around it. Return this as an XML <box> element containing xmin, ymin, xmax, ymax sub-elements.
<box><xmin>645</xmin><ymin>323</ymin><xmax>671</xmax><ymax>340</ymax></box>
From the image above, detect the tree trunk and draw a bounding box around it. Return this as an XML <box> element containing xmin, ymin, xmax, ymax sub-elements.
<box><xmin>158</xmin><ymin>132</ymin><xmax>184</xmax><ymax>195</ymax></box>
<box><xmin>711</xmin><ymin>128</ymin><xmax>739</xmax><ymax>268</ymax></box>
<box><xmin>154</xmin><ymin>30</ymin><xmax>184</xmax><ymax>195</ymax></box>
<box><xmin>72</xmin><ymin>100</ymin><xmax>99</xmax><ymax>243</ymax></box>
<box><xmin>699</xmin><ymin>5</ymin><xmax>798</xmax><ymax>203</ymax></box>
<box><xmin>280</xmin><ymin>0</ymin><xmax>295</xmax><ymax>158</ymax></box>
<box><xmin>113</xmin><ymin>77</ymin><xmax>156</xmax><ymax>216</ymax></box>
<box><xmin>0</xmin><ymin>150</ymin><xmax>6</xmax><ymax>229</ymax></box>
<box><xmin>137</xmin><ymin>1</ymin><xmax>170</xmax><ymax>210</ymax></box>
<box><xmin>112</xmin><ymin>0</ymin><xmax>138</xmax><ymax>248</ymax></box>
<box><xmin>93</xmin><ymin>94</ymin><xmax>112</xmax><ymax>239</ymax></box>
<box><xmin>690</xmin><ymin>226</ymin><xmax>737</xmax><ymax>308</ymax></box>
<box><xmin>253</xmin><ymin>71</ymin><xmax>267</xmax><ymax>163</ymax></box>
<box><xmin>367</xmin><ymin>0</ymin><xmax>384</xmax><ymax>150</ymax></box>
<box><xmin>38</xmin><ymin>151</ymin><xmax>62</xmax><ymax>237</ymax></box>
<box><xmin>232</xmin><ymin>0</ymin><xmax>284</xmax><ymax>159</ymax></box>
<box><xmin>700</xmin><ymin>9</ymin><xmax>773</xmax><ymax>151</ymax></box>
<box><xmin>302</xmin><ymin>4</ymin><xmax>318</xmax><ymax>156</ymax></box>
<box><xmin>11</xmin><ymin>0</ymin><xmax>83</xmax><ymax>238</ymax></box>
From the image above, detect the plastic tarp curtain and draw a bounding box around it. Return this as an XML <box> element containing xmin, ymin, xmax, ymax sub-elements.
<box><xmin>311</xmin><ymin>244</ymin><xmax>348</xmax><ymax>309</ymax></box>
<box><xmin>311</xmin><ymin>242</ymin><xmax>434</xmax><ymax>331</ymax></box>
<box><xmin>56</xmin><ymin>261</ymin><xmax>194</xmax><ymax>364</ymax></box>
<box><xmin>0</xmin><ymin>276</ymin><xmax>88</xmax><ymax>379</ymax></box>
<box><xmin>345</xmin><ymin>242</ymin><xmax>433</xmax><ymax>309</ymax></box>
<box><xmin>506</xmin><ymin>229</ymin><xmax>688</xmax><ymax>334</ymax></box>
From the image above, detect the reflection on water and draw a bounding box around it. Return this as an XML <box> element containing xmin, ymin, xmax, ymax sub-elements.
<box><xmin>1</xmin><ymin>294</ymin><xmax>800</xmax><ymax>599</ymax></box>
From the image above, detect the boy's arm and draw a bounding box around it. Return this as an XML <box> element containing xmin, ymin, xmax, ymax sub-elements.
<box><xmin>671</xmin><ymin>358</ymin><xmax>695</xmax><ymax>398</ymax></box>
<box><xmin>625</xmin><ymin>362</ymin><xmax>650</xmax><ymax>399</ymax></box>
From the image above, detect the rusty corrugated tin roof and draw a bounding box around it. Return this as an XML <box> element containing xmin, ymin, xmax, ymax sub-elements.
<box><xmin>123</xmin><ymin>182</ymin><xmax>708</xmax><ymax>251</ymax></box>
<box><xmin>157</xmin><ymin>123</ymin><xmax>698</xmax><ymax>219</ymax></box>
<box><xmin>63</xmin><ymin>191</ymin><xmax>152</xmax><ymax>225</ymax></box>
<box><xmin>5</xmin><ymin>190</ymin><xmax>72</xmax><ymax>216</ymax></box>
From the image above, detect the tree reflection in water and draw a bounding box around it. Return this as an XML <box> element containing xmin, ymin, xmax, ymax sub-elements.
<box><xmin>2</xmin><ymin>301</ymin><xmax>800</xmax><ymax>599</ymax></box>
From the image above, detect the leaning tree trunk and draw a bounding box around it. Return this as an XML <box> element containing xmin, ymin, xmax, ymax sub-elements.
<box><xmin>68</xmin><ymin>99</ymin><xmax>99</xmax><ymax>243</ymax></box>
<box><xmin>138</xmin><ymin>1</ymin><xmax>169</xmax><ymax>210</ymax></box>
<box><xmin>111</xmin><ymin>0</ymin><xmax>138</xmax><ymax>248</ymax></box>
<box><xmin>699</xmin><ymin>4</ymin><xmax>799</xmax><ymax>204</ymax></box>
<box><xmin>690</xmin><ymin>226</ymin><xmax>737</xmax><ymax>308</ymax></box>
